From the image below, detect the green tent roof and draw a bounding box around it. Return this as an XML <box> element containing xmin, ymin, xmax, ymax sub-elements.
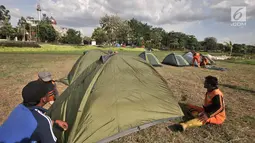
<box><xmin>162</xmin><ymin>53</ymin><xmax>189</xmax><ymax>67</ymax></box>
<box><xmin>60</xmin><ymin>49</ymin><xmax>107</xmax><ymax>85</ymax></box>
<box><xmin>139</xmin><ymin>51</ymin><xmax>162</xmax><ymax>67</ymax></box>
<box><xmin>47</xmin><ymin>54</ymin><xmax>183</xmax><ymax>143</ymax></box>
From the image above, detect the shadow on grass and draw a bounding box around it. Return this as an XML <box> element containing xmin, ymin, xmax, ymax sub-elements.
<box><xmin>178</xmin><ymin>103</ymin><xmax>194</xmax><ymax>121</ymax></box>
<box><xmin>219</xmin><ymin>84</ymin><xmax>255</xmax><ymax>94</ymax></box>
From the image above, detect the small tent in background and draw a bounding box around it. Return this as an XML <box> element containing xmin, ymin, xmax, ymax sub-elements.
<box><xmin>139</xmin><ymin>51</ymin><xmax>162</xmax><ymax>67</ymax></box>
<box><xmin>47</xmin><ymin>54</ymin><xmax>184</xmax><ymax>143</ymax></box>
<box><xmin>162</xmin><ymin>53</ymin><xmax>189</xmax><ymax>67</ymax></box>
<box><xmin>182</xmin><ymin>52</ymin><xmax>198</xmax><ymax>66</ymax></box>
<box><xmin>183</xmin><ymin>52</ymin><xmax>216</xmax><ymax>66</ymax></box>
<box><xmin>204</xmin><ymin>54</ymin><xmax>216</xmax><ymax>65</ymax></box>
<box><xmin>60</xmin><ymin>49</ymin><xmax>107</xmax><ymax>85</ymax></box>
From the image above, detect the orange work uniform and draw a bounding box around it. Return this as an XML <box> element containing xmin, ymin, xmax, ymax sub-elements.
<box><xmin>188</xmin><ymin>88</ymin><xmax>226</xmax><ymax>124</ymax></box>
<box><xmin>192</xmin><ymin>53</ymin><xmax>201</xmax><ymax>66</ymax></box>
<box><xmin>200</xmin><ymin>57</ymin><xmax>209</xmax><ymax>67</ymax></box>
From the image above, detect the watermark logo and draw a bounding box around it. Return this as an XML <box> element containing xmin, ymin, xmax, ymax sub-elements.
<box><xmin>231</xmin><ymin>6</ymin><xmax>246</xmax><ymax>27</ymax></box>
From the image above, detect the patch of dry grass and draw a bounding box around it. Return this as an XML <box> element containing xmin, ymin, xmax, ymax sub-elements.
<box><xmin>0</xmin><ymin>53</ymin><xmax>79</xmax><ymax>123</ymax></box>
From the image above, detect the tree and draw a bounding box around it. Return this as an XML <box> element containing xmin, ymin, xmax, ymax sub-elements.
<box><xmin>247</xmin><ymin>45</ymin><xmax>255</xmax><ymax>55</ymax></box>
<box><xmin>128</xmin><ymin>18</ymin><xmax>143</xmax><ymax>45</ymax></box>
<box><xmin>100</xmin><ymin>15</ymin><xmax>122</xmax><ymax>43</ymax></box>
<box><xmin>204</xmin><ymin>37</ymin><xmax>217</xmax><ymax>51</ymax></box>
<box><xmin>224</xmin><ymin>41</ymin><xmax>233</xmax><ymax>56</ymax></box>
<box><xmin>92</xmin><ymin>27</ymin><xmax>108</xmax><ymax>45</ymax></box>
<box><xmin>115</xmin><ymin>20</ymin><xmax>131</xmax><ymax>44</ymax></box>
<box><xmin>83</xmin><ymin>36</ymin><xmax>92</xmax><ymax>45</ymax></box>
<box><xmin>241</xmin><ymin>44</ymin><xmax>248</xmax><ymax>55</ymax></box>
<box><xmin>0</xmin><ymin>5</ymin><xmax>15</xmax><ymax>40</ymax></box>
<box><xmin>175</xmin><ymin>32</ymin><xmax>188</xmax><ymax>50</ymax></box>
<box><xmin>150</xmin><ymin>28</ymin><xmax>163</xmax><ymax>49</ymax></box>
<box><xmin>232</xmin><ymin>44</ymin><xmax>248</xmax><ymax>55</ymax></box>
<box><xmin>61</xmin><ymin>29</ymin><xmax>82</xmax><ymax>44</ymax></box>
<box><xmin>167</xmin><ymin>32</ymin><xmax>179</xmax><ymax>49</ymax></box>
<box><xmin>41</xmin><ymin>14</ymin><xmax>52</xmax><ymax>24</ymax></box>
<box><xmin>0</xmin><ymin>5</ymin><xmax>11</xmax><ymax>27</ymax></box>
<box><xmin>186</xmin><ymin>35</ymin><xmax>200</xmax><ymax>50</ymax></box>
<box><xmin>127</xmin><ymin>18</ymin><xmax>153</xmax><ymax>47</ymax></box>
<box><xmin>0</xmin><ymin>21</ymin><xmax>15</xmax><ymax>39</ymax></box>
<box><xmin>38</xmin><ymin>21</ymin><xmax>57</xmax><ymax>42</ymax></box>
<box><xmin>217</xmin><ymin>43</ymin><xmax>227</xmax><ymax>53</ymax></box>
<box><xmin>17</xmin><ymin>17</ymin><xmax>27</xmax><ymax>41</ymax></box>
<box><xmin>161</xmin><ymin>30</ymin><xmax>168</xmax><ymax>48</ymax></box>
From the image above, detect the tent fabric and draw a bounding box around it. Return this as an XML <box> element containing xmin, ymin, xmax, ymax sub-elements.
<box><xmin>47</xmin><ymin>54</ymin><xmax>184</xmax><ymax>143</ymax></box>
<box><xmin>204</xmin><ymin>55</ymin><xmax>216</xmax><ymax>65</ymax></box>
<box><xmin>139</xmin><ymin>51</ymin><xmax>162</xmax><ymax>67</ymax></box>
<box><xmin>60</xmin><ymin>49</ymin><xmax>107</xmax><ymax>85</ymax></box>
<box><xmin>162</xmin><ymin>53</ymin><xmax>189</xmax><ymax>67</ymax></box>
<box><xmin>183</xmin><ymin>52</ymin><xmax>216</xmax><ymax>66</ymax></box>
<box><xmin>182</xmin><ymin>52</ymin><xmax>199</xmax><ymax>66</ymax></box>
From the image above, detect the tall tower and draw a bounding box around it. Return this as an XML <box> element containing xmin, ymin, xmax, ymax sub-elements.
<box><xmin>37</xmin><ymin>4</ymin><xmax>41</xmax><ymax>21</ymax></box>
<box><xmin>36</xmin><ymin>3</ymin><xmax>42</xmax><ymax>42</ymax></box>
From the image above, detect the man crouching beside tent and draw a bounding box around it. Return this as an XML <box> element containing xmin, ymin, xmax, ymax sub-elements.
<box><xmin>191</xmin><ymin>50</ymin><xmax>201</xmax><ymax>67</ymax></box>
<box><xmin>169</xmin><ymin>76</ymin><xmax>226</xmax><ymax>131</ymax></box>
<box><xmin>0</xmin><ymin>80</ymin><xmax>68</xmax><ymax>143</ymax></box>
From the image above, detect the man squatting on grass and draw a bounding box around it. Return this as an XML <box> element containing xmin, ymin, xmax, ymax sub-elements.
<box><xmin>170</xmin><ymin>76</ymin><xmax>226</xmax><ymax>131</ymax></box>
<box><xmin>191</xmin><ymin>50</ymin><xmax>201</xmax><ymax>67</ymax></box>
<box><xmin>38</xmin><ymin>71</ymin><xmax>59</xmax><ymax>104</ymax></box>
<box><xmin>0</xmin><ymin>80</ymin><xmax>68</xmax><ymax>143</ymax></box>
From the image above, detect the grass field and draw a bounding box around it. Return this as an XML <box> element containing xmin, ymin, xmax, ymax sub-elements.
<box><xmin>0</xmin><ymin>46</ymin><xmax>255</xmax><ymax>143</ymax></box>
<box><xmin>224</xmin><ymin>59</ymin><xmax>255</xmax><ymax>65</ymax></box>
<box><xmin>0</xmin><ymin>44</ymin><xmax>149</xmax><ymax>54</ymax></box>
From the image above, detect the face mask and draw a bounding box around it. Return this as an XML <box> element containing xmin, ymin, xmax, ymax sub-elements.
<box><xmin>49</xmin><ymin>101</ymin><xmax>54</xmax><ymax>105</ymax></box>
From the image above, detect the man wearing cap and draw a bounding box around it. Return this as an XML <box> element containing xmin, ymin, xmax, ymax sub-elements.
<box><xmin>0</xmin><ymin>80</ymin><xmax>68</xmax><ymax>143</ymax></box>
<box><xmin>38</xmin><ymin>71</ymin><xmax>59</xmax><ymax>104</ymax></box>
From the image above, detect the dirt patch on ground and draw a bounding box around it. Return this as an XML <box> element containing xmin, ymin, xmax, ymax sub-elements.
<box><xmin>0</xmin><ymin>54</ymin><xmax>79</xmax><ymax>123</ymax></box>
<box><xmin>0</xmin><ymin>54</ymin><xmax>254</xmax><ymax>143</ymax></box>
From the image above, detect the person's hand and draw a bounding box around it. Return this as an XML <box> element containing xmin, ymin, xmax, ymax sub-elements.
<box><xmin>198</xmin><ymin>112</ymin><xmax>209</xmax><ymax>123</ymax></box>
<box><xmin>55</xmin><ymin>120</ymin><xmax>68</xmax><ymax>131</ymax></box>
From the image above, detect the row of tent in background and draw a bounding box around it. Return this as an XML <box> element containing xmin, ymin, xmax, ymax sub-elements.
<box><xmin>139</xmin><ymin>51</ymin><xmax>216</xmax><ymax>67</ymax></box>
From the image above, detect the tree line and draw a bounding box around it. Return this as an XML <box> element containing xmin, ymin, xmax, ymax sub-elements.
<box><xmin>0</xmin><ymin>5</ymin><xmax>254</xmax><ymax>55</ymax></box>
<box><xmin>91</xmin><ymin>15</ymin><xmax>254</xmax><ymax>55</ymax></box>
<box><xmin>0</xmin><ymin>5</ymin><xmax>82</xmax><ymax>44</ymax></box>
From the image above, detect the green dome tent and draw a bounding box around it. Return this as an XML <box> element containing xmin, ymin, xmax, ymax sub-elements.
<box><xmin>47</xmin><ymin>54</ymin><xmax>184</xmax><ymax>143</ymax></box>
<box><xmin>60</xmin><ymin>49</ymin><xmax>107</xmax><ymax>85</ymax></box>
<box><xmin>139</xmin><ymin>51</ymin><xmax>162</xmax><ymax>67</ymax></box>
<box><xmin>162</xmin><ymin>53</ymin><xmax>189</xmax><ymax>67</ymax></box>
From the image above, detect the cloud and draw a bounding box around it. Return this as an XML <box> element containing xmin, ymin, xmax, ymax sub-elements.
<box><xmin>39</xmin><ymin>0</ymin><xmax>254</xmax><ymax>29</ymax></box>
<box><xmin>221</xmin><ymin>32</ymin><xmax>255</xmax><ymax>45</ymax></box>
<box><xmin>39</xmin><ymin>0</ymin><xmax>211</xmax><ymax>27</ymax></box>
<box><xmin>4</xmin><ymin>0</ymin><xmax>253</xmax><ymax>44</ymax></box>
<box><xmin>9</xmin><ymin>8</ymin><xmax>22</xmax><ymax>18</ymax></box>
<box><xmin>209</xmin><ymin>0</ymin><xmax>255</xmax><ymax>22</ymax></box>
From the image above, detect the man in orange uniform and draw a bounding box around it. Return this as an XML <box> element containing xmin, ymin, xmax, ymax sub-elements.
<box><xmin>200</xmin><ymin>56</ymin><xmax>209</xmax><ymax>68</ymax></box>
<box><xmin>170</xmin><ymin>76</ymin><xmax>226</xmax><ymax>131</ymax></box>
<box><xmin>191</xmin><ymin>51</ymin><xmax>201</xmax><ymax>67</ymax></box>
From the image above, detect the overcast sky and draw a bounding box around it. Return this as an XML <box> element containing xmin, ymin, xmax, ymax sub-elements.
<box><xmin>2</xmin><ymin>0</ymin><xmax>255</xmax><ymax>44</ymax></box>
